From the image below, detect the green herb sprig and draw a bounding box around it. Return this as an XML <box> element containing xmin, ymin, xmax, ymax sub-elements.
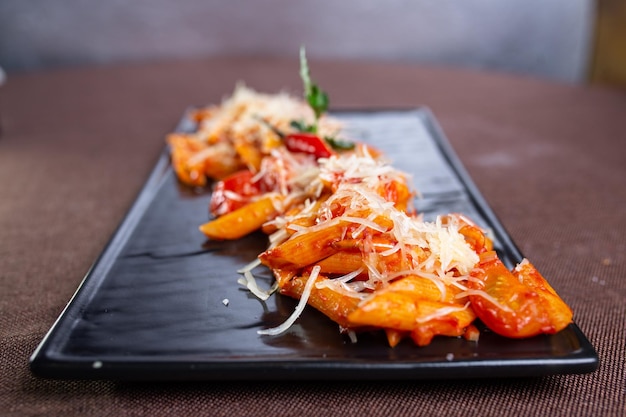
<box><xmin>299</xmin><ymin>46</ymin><xmax>329</xmax><ymax>134</ymax></box>
<box><xmin>296</xmin><ymin>47</ymin><xmax>355</xmax><ymax>151</ymax></box>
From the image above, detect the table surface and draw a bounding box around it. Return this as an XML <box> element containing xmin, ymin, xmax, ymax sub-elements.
<box><xmin>1</xmin><ymin>57</ymin><xmax>624</xmax><ymax>417</ymax></box>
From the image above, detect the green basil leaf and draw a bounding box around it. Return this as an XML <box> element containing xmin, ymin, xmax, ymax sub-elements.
<box><xmin>325</xmin><ymin>136</ymin><xmax>355</xmax><ymax>151</ymax></box>
<box><xmin>290</xmin><ymin>119</ymin><xmax>316</xmax><ymax>133</ymax></box>
<box><xmin>308</xmin><ymin>85</ymin><xmax>329</xmax><ymax>118</ymax></box>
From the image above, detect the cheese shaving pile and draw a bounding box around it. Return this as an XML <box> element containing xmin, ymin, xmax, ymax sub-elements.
<box><xmin>251</xmin><ymin>152</ymin><xmax>482</xmax><ymax>336</ymax></box>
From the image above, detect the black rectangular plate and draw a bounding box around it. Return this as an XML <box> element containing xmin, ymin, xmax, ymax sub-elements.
<box><xmin>30</xmin><ymin>109</ymin><xmax>598</xmax><ymax>380</ymax></box>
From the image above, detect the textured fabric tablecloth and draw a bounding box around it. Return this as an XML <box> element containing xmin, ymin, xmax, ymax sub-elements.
<box><xmin>1</xmin><ymin>58</ymin><xmax>624</xmax><ymax>416</ymax></box>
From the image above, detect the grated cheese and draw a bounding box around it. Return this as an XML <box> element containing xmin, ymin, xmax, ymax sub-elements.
<box><xmin>455</xmin><ymin>289</ymin><xmax>514</xmax><ymax>313</ymax></box>
<box><xmin>237</xmin><ymin>258</ymin><xmax>262</xmax><ymax>274</ymax></box>
<box><xmin>238</xmin><ymin>270</ymin><xmax>276</xmax><ymax>301</ymax></box>
<box><xmin>415</xmin><ymin>302</ymin><xmax>470</xmax><ymax>324</ymax></box>
<box><xmin>258</xmin><ymin>266</ymin><xmax>322</xmax><ymax>336</ymax></box>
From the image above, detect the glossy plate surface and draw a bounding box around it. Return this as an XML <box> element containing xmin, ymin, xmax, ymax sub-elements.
<box><xmin>30</xmin><ymin>109</ymin><xmax>598</xmax><ymax>380</ymax></box>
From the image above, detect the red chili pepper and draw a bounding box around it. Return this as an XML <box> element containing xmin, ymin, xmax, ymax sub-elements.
<box><xmin>284</xmin><ymin>133</ymin><xmax>333</xmax><ymax>159</ymax></box>
<box><xmin>209</xmin><ymin>170</ymin><xmax>264</xmax><ymax>216</ymax></box>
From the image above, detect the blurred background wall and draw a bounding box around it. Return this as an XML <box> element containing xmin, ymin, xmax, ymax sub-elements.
<box><xmin>0</xmin><ymin>0</ymin><xmax>596</xmax><ymax>83</ymax></box>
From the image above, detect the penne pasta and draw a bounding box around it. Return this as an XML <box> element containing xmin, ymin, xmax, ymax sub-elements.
<box><xmin>316</xmin><ymin>252</ymin><xmax>364</xmax><ymax>275</ymax></box>
<box><xmin>200</xmin><ymin>195</ymin><xmax>284</xmax><ymax>240</ymax></box>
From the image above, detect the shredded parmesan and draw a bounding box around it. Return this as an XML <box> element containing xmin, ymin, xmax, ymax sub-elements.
<box><xmin>415</xmin><ymin>302</ymin><xmax>470</xmax><ymax>324</ymax></box>
<box><xmin>455</xmin><ymin>289</ymin><xmax>514</xmax><ymax>313</ymax></box>
<box><xmin>237</xmin><ymin>258</ymin><xmax>262</xmax><ymax>274</ymax></box>
<box><xmin>238</xmin><ymin>271</ymin><xmax>274</xmax><ymax>301</ymax></box>
<box><xmin>258</xmin><ymin>266</ymin><xmax>322</xmax><ymax>336</ymax></box>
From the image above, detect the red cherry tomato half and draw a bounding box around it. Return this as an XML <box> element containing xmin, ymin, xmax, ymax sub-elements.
<box><xmin>209</xmin><ymin>170</ymin><xmax>264</xmax><ymax>216</ymax></box>
<box><xmin>284</xmin><ymin>133</ymin><xmax>333</xmax><ymax>159</ymax></box>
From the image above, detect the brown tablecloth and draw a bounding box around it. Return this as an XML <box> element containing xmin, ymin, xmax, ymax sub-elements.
<box><xmin>1</xmin><ymin>57</ymin><xmax>624</xmax><ymax>416</ymax></box>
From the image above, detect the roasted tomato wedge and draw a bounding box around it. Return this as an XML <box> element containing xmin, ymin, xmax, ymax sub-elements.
<box><xmin>468</xmin><ymin>251</ymin><xmax>573</xmax><ymax>338</ymax></box>
<box><xmin>209</xmin><ymin>169</ymin><xmax>265</xmax><ymax>216</ymax></box>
